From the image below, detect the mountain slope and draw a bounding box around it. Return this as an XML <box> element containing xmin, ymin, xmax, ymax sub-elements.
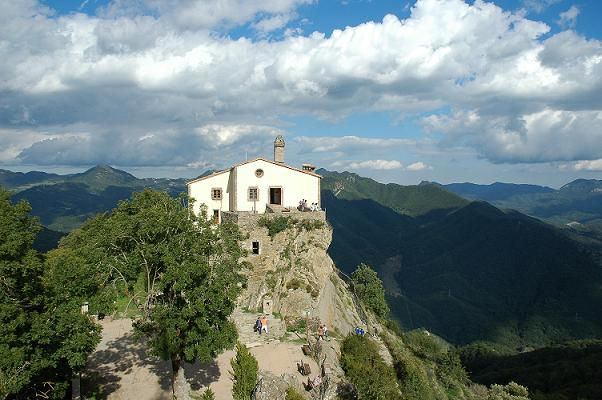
<box><xmin>323</xmin><ymin>181</ymin><xmax>602</xmax><ymax>348</ymax></box>
<box><xmin>320</xmin><ymin>169</ymin><xmax>469</xmax><ymax>217</ymax></box>
<box><xmin>6</xmin><ymin>166</ymin><xmax>188</xmax><ymax>232</ymax></box>
<box><xmin>443</xmin><ymin>179</ymin><xmax>602</xmax><ymax>227</ymax></box>
<box><xmin>442</xmin><ymin>182</ymin><xmax>554</xmax><ymax>202</ymax></box>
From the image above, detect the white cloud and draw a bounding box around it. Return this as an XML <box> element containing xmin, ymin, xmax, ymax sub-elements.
<box><xmin>557</xmin><ymin>5</ymin><xmax>579</xmax><ymax>28</ymax></box>
<box><xmin>574</xmin><ymin>159</ymin><xmax>602</xmax><ymax>171</ymax></box>
<box><xmin>347</xmin><ymin>160</ymin><xmax>404</xmax><ymax>170</ymax></box>
<box><xmin>101</xmin><ymin>0</ymin><xmax>314</xmax><ymax>31</ymax></box>
<box><xmin>522</xmin><ymin>0</ymin><xmax>561</xmax><ymax>14</ymax></box>
<box><xmin>295</xmin><ymin>136</ymin><xmax>414</xmax><ymax>154</ymax></box>
<box><xmin>252</xmin><ymin>14</ymin><xmax>294</xmax><ymax>35</ymax></box>
<box><xmin>0</xmin><ymin>0</ymin><xmax>601</xmax><ymax>169</ymax></box>
<box><xmin>406</xmin><ymin>161</ymin><xmax>432</xmax><ymax>171</ymax></box>
<box><xmin>424</xmin><ymin>109</ymin><xmax>602</xmax><ymax>163</ymax></box>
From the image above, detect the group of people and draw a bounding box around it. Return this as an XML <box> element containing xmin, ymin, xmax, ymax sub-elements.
<box><xmin>254</xmin><ymin>315</ymin><xmax>269</xmax><ymax>335</ymax></box>
<box><xmin>297</xmin><ymin>199</ymin><xmax>322</xmax><ymax>212</ymax></box>
<box><xmin>354</xmin><ymin>326</ymin><xmax>365</xmax><ymax>336</ymax></box>
<box><xmin>317</xmin><ymin>324</ymin><xmax>329</xmax><ymax>341</ymax></box>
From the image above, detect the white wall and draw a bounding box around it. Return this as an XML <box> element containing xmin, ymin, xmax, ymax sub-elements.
<box><xmin>234</xmin><ymin>159</ymin><xmax>320</xmax><ymax>213</ymax></box>
<box><xmin>188</xmin><ymin>171</ymin><xmax>231</xmax><ymax>222</ymax></box>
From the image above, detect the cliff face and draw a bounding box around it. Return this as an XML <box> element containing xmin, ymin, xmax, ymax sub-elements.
<box><xmin>227</xmin><ymin>211</ymin><xmax>363</xmax><ymax>335</ymax></box>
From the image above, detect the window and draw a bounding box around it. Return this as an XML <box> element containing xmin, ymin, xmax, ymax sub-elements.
<box><xmin>211</xmin><ymin>188</ymin><xmax>222</xmax><ymax>200</ymax></box>
<box><xmin>212</xmin><ymin>209</ymin><xmax>220</xmax><ymax>224</ymax></box>
<box><xmin>248</xmin><ymin>187</ymin><xmax>259</xmax><ymax>201</ymax></box>
<box><xmin>255</xmin><ymin>168</ymin><xmax>264</xmax><ymax>178</ymax></box>
<box><xmin>252</xmin><ymin>241</ymin><xmax>260</xmax><ymax>255</ymax></box>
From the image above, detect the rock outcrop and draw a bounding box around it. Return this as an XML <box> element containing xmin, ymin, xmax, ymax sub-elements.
<box><xmin>225</xmin><ymin>210</ymin><xmax>364</xmax><ymax>336</ymax></box>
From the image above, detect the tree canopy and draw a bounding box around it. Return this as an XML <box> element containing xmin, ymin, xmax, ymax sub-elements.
<box><xmin>0</xmin><ymin>187</ymin><xmax>100</xmax><ymax>399</ymax></box>
<box><xmin>351</xmin><ymin>263</ymin><xmax>390</xmax><ymax>318</ymax></box>
<box><xmin>55</xmin><ymin>189</ymin><xmax>246</xmax><ymax>394</ymax></box>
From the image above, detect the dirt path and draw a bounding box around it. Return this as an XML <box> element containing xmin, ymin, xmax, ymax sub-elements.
<box><xmin>85</xmin><ymin>318</ymin><xmax>321</xmax><ymax>399</ymax></box>
<box><xmin>83</xmin><ymin>318</ymin><xmax>171</xmax><ymax>400</ymax></box>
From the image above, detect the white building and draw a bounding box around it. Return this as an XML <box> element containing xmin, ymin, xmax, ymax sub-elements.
<box><xmin>188</xmin><ymin>135</ymin><xmax>321</xmax><ymax>222</ymax></box>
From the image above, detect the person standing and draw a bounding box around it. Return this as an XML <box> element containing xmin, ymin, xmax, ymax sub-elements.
<box><xmin>261</xmin><ymin>315</ymin><xmax>269</xmax><ymax>334</ymax></box>
<box><xmin>317</xmin><ymin>324</ymin><xmax>325</xmax><ymax>341</ymax></box>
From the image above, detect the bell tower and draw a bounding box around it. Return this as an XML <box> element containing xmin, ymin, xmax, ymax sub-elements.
<box><xmin>274</xmin><ymin>135</ymin><xmax>285</xmax><ymax>163</ymax></box>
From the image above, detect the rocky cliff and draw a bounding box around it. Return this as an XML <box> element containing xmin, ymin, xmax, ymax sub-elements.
<box><xmin>225</xmin><ymin>210</ymin><xmax>364</xmax><ymax>336</ymax></box>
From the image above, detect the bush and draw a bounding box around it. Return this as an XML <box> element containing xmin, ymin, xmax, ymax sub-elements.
<box><xmin>199</xmin><ymin>388</ymin><xmax>216</xmax><ymax>400</ymax></box>
<box><xmin>340</xmin><ymin>334</ymin><xmax>400</xmax><ymax>399</ymax></box>
<box><xmin>286</xmin><ymin>278</ymin><xmax>302</xmax><ymax>290</ymax></box>
<box><xmin>298</xmin><ymin>219</ymin><xmax>324</xmax><ymax>231</ymax></box>
<box><xmin>350</xmin><ymin>263</ymin><xmax>390</xmax><ymax>318</ymax></box>
<box><xmin>285</xmin><ymin>387</ymin><xmax>305</xmax><ymax>400</ymax></box>
<box><xmin>231</xmin><ymin>342</ymin><xmax>259</xmax><ymax>400</ymax></box>
<box><xmin>258</xmin><ymin>216</ymin><xmax>296</xmax><ymax>238</ymax></box>
<box><xmin>488</xmin><ymin>382</ymin><xmax>530</xmax><ymax>400</ymax></box>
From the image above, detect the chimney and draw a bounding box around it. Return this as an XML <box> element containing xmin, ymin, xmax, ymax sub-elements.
<box><xmin>274</xmin><ymin>135</ymin><xmax>285</xmax><ymax>163</ymax></box>
<box><xmin>302</xmin><ymin>163</ymin><xmax>316</xmax><ymax>173</ymax></box>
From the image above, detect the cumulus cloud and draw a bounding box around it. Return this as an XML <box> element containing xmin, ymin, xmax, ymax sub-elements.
<box><xmin>557</xmin><ymin>6</ymin><xmax>579</xmax><ymax>28</ymax></box>
<box><xmin>0</xmin><ymin>0</ymin><xmax>601</xmax><ymax>169</ymax></box>
<box><xmin>423</xmin><ymin>109</ymin><xmax>602</xmax><ymax>163</ymax></box>
<box><xmin>101</xmin><ymin>0</ymin><xmax>313</xmax><ymax>31</ymax></box>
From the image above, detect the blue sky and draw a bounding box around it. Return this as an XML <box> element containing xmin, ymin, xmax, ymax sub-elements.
<box><xmin>2</xmin><ymin>0</ymin><xmax>602</xmax><ymax>186</ymax></box>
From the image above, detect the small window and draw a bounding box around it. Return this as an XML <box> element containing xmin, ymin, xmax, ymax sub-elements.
<box><xmin>252</xmin><ymin>241</ymin><xmax>260</xmax><ymax>255</ymax></box>
<box><xmin>248</xmin><ymin>187</ymin><xmax>259</xmax><ymax>201</ymax></box>
<box><xmin>212</xmin><ymin>209</ymin><xmax>219</xmax><ymax>224</ymax></box>
<box><xmin>255</xmin><ymin>168</ymin><xmax>264</xmax><ymax>178</ymax></box>
<box><xmin>211</xmin><ymin>188</ymin><xmax>222</xmax><ymax>200</ymax></box>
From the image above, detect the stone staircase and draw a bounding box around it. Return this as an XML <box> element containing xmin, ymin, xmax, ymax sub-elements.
<box><xmin>230</xmin><ymin>308</ymin><xmax>286</xmax><ymax>347</ymax></box>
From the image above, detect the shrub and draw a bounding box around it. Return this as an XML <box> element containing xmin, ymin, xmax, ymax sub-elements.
<box><xmin>199</xmin><ymin>388</ymin><xmax>216</xmax><ymax>400</ymax></box>
<box><xmin>231</xmin><ymin>342</ymin><xmax>259</xmax><ymax>400</ymax></box>
<box><xmin>298</xmin><ymin>219</ymin><xmax>325</xmax><ymax>232</ymax></box>
<box><xmin>488</xmin><ymin>382</ymin><xmax>530</xmax><ymax>400</ymax></box>
<box><xmin>286</xmin><ymin>278</ymin><xmax>302</xmax><ymax>290</ymax></box>
<box><xmin>350</xmin><ymin>263</ymin><xmax>390</xmax><ymax>318</ymax></box>
<box><xmin>340</xmin><ymin>334</ymin><xmax>400</xmax><ymax>399</ymax></box>
<box><xmin>258</xmin><ymin>216</ymin><xmax>296</xmax><ymax>238</ymax></box>
<box><xmin>285</xmin><ymin>387</ymin><xmax>305</xmax><ymax>400</ymax></box>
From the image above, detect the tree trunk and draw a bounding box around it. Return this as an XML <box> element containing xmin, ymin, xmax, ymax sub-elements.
<box><xmin>171</xmin><ymin>357</ymin><xmax>180</xmax><ymax>398</ymax></box>
<box><xmin>171</xmin><ymin>357</ymin><xmax>192</xmax><ymax>400</ymax></box>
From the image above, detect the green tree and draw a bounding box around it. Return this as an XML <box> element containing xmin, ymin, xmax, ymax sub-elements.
<box><xmin>340</xmin><ymin>334</ymin><xmax>400</xmax><ymax>400</ymax></box>
<box><xmin>58</xmin><ymin>189</ymin><xmax>246</xmax><ymax>395</ymax></box>
<box><xmin>0</xmin><ymin>187</ymin><xmax>100</xmax><ymax>399</ymax></box>
<box><xmin>350</xmin><ymin>263</ymin><xmax>389</xmax><ymax>318</ymax></box>
<box><xmin>231</xmin><ymin>342</ymin><xmax>259</xmax><ymax>400</ymax></box>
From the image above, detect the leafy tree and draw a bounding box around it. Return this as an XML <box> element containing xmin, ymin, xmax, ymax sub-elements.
<box><xmin>231</xmin><ymin>342</ymin><xmax>259</xmax><ymax>400</ymax></box>
<box><xmin>0</xmin><ymin>187</ymin><xmax>100</xmax><ymax>399</ymax></box>
<box><xmin>350</xmin><ymin>263</ymin><xmax>389</xmax><ymax>318</ymax></box>
<box><xmin>340</xmin><ymin>334</ymin><xmax>400</xmax><ymax>400</ymax></box>
<box><xmin>58</xmin><ymin>189</ymin><xmax>246</xmax><ymax>395</ymax></box>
